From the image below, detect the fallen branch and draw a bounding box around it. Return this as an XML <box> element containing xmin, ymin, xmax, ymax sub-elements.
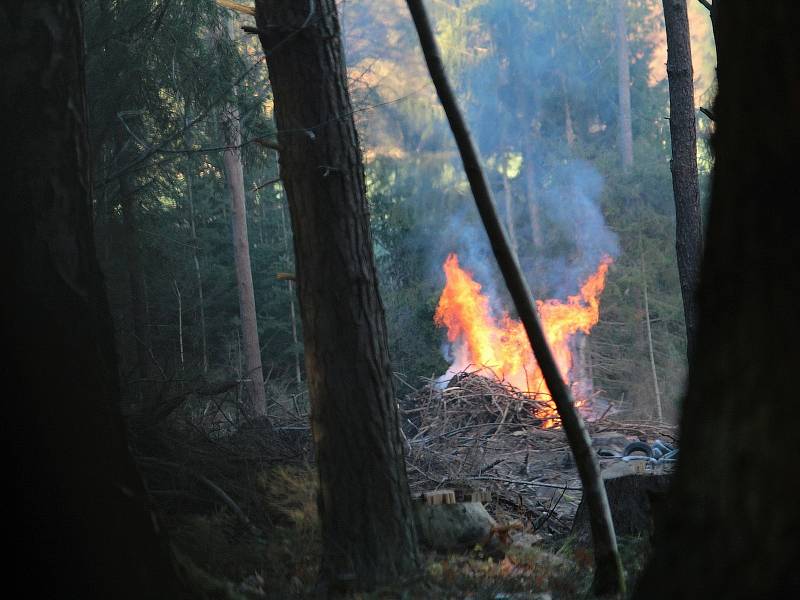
<box><xmin>216</xmin><ymin>0</ymin><xmax>255</xmax><ymax>16</ymax></box>
<box><xmin>137</xmin><ymin>456</ymin><xmax>262</xmax><ymax>538</ymax></box>
<box><xmin>467</xmin><ymin>475</ymin><xmax>582</xmax><ymax>492</ymax></box>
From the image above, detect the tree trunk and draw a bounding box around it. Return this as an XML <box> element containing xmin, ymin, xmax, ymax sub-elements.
<box><xmin>1</xmin><ymin>3</ymin><xmax>183</xmax><ymax>597</ymax></box>
<box><xmin>254</xmin><ymin>0</ymin><xmax>420</xmax><ymax>590</ymax></box>
<box><xmin>662</xmin><ymin>0</ymin><xmax>703</xmax><ymax>359</ymax></box>
<box><xmin>280</xmin><ymin>200</ymin><xmax>302</xmax><ymax>387</ymax></box>
<box><xmin>634</xmin><ymin>2</ymin><xmax>800</xmax><ymax>597</ymax></box>
<box><xmin>616</xmin><ymin>0</ymin><xmax>634</xmax><ymax>172</ymax></box>
<box><xmin>501</xmin><ymin>170</ymin><xmax>519</xmax><ymax>256</ymax></box>
<box><xmin>219</xmin><ymin>100</ymin><xmax>268</xmax><ymax>418</ymax></box>
<box><xmin>184</xmin><ymin>103</ymin><xmax>209</xmax><ymax>373</ymax></box>
<box><xmin>641</xmin><ymin>255</ymin><xmax>663</xmax><ymax>421</ymax></box>
<box><xmin>118</xmin><ymin>158</ymin><xmax>151</xmax><ymax>382</ymax></box>
<box><xmin>524</xmin><ymin>143</ymin><xmax>542</xmax><ymax>250</ymax></box>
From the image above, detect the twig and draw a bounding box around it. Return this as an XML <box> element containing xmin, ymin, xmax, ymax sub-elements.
<box><xmin>699</xmin><ymin>106</ymin><xmax>716</xmax><ymax>121</ymax></box>
<box><xmin>467</xmin><ymin>475</ymin><xmax>582</xmax><ymax>491</ymax></box>
<box><xmin>253</xmin><ymin>176</ymin><xmax>281</xmax><ymax>191</ymax></box>
<box><xmin>534</xmin><ymin>484</ymin><xmax>568</xmax><ymax>532</ymax></box>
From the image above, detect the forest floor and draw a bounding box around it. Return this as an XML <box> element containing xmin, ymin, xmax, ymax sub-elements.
<box><xmin>131</xmin><ymin>375</ymin><xmax>676</xmax><ymax>599</ymax></box>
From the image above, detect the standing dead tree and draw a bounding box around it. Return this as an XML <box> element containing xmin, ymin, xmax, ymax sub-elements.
<box><xmin>405</xmin><ymin>0</ymin><xmax>625</xmax><ymax>595</ymax></box>
<box><xmin>215</xmin><ymin>22</ymin><xmax>269</xmax><ymax>419</ymax></box>
<box><xmin>616</xmin><ymin>0</ymin><xmax>634</xmax><ymax>172</ymax></box>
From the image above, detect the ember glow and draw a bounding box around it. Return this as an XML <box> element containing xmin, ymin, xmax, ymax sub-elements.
<box><xmin>434</xmin><ymin>254</ymin><xmax>612</xmax><ymax>427</ymax></box>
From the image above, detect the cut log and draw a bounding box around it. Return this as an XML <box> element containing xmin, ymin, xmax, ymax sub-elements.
<box><xmin>414</xmin><ymin>501</ymin><xmax>496</xmax><ymax>550</ymax></box>
<box><xmin>458</xmin><ymin>489</ymin><xmax>492</xmax><ymax>503</ymax></box>
<box><xmin>424</xmin><ymin>489</ymin><xmax>456</xmax><ymax>505</ymax></box>
<box><xmin>571</xmin><ymin>473</ymin><xmax>671</xmax><ymax>544</ymax></box>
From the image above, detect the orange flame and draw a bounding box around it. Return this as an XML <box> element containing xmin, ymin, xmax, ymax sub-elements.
<box><xmin>434</xmin><ymin>254</ymin><xmax>612</xmax><ymax>427</ymax></box>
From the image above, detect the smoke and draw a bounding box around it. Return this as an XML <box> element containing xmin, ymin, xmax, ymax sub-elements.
<box><xmin>528</xmin><ymin>160</ymin><xmax>619</xmax><ymax>299</ymax></box>
<box><xmin>341</xmin><ymin>1</ymin><xmax>621</xmax><ymax>390</ymax></box>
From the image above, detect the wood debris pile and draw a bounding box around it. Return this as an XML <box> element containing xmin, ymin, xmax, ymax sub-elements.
<box><xmin>399</xmin><ymin>372</ymin><xmax>678</xmax><ymax>539</ymax></box>
<box><xmin>400</xmin><ymin>372</ymin><xmax>580</xmax><ymax>537</ymax></box>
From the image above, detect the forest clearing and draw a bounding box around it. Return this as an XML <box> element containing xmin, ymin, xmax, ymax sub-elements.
<box><xmin>3</xmin><ymin>0</ymin><xmax>799</xmax><ymax>599</ymax></box>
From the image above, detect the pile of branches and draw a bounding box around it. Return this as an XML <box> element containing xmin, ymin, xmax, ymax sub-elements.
<box><xmin>400</xmin><ymin>372</ymin><xmax>581</xmax><ymax>536</ymax></box>
<box><xmin>401</xmin><ymin>371</ymin><xmax>557</xmax><ymax>438</ymax></box>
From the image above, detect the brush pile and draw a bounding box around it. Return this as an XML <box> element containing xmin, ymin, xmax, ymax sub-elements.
<box><xmin>399</xmin><ymin>371</ymin><xmax>677</xmax><ymax>539</ymax></box>
<box><xmin>400</xmin><ymin>372</ymin><xmax>582</xmax><ymax>537</ymax></box>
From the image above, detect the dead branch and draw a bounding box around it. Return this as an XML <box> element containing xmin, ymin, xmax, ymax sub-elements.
<box><xmin>699</xmin><ymin>106</ymin><xmax>716</xmax><ymax>121</ymax></box>
<box><xmin>137</xmin><ymin>456</ymin><xmax>262</xmax><ymax>538</ymax></box>
<box><xmin>216</xmin><ymin>0</ymin><xmax>255</xmax><ymax>17</ymax></box>
<box><xmin>253</xmin><ymin>137</ymin><xmax>280</xmax><ymax>151</ymax></box>
<box><xmin>467</xmin><ymin>475</ymin><xmax>581</xmax><ymax>492</ymax></box>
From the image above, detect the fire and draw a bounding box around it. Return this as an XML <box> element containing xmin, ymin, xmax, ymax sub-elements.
<box><xmin>434</xmin><ymin>254</ymin><xmax>612</xmax><ymax>427</ymax></box>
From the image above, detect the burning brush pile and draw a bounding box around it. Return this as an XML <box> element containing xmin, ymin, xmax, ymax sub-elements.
<box><xmin>398</xmin><ymin>253</ymin><xmax>665</xmax><ymax>534</ymax></box>
<box><xmin>400</xmin><ymin>370</ymin><xmax>677</xmax><ymax>538</ymax></box>
<box><xmin>401</xmin><ymin>372</ymin><xmax>584</xmax><ymax>536</ymax></box>
<box><xmin>434</xmin><ymin>253</ymin><xmax>613</xmax><ymax>427</ymax></box>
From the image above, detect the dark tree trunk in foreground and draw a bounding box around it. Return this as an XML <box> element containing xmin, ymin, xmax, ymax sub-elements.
<box><xmin>635</xmin><ymin>2</ymin><xmax>800</xmax><ymax>597</ymax></box>
<box><xmin>662</xmin><ymin>0</ymin><xmax>703</xmax><ymax>359</ymax></box>
<box><xmin>405</xmin><ymin>0</ymin><xmax>624</xmax><ymax>595</ymax></box>
<box><xmin>1</xmin><ymin>3</ymin><xmax>182</xmax><ymax>598</ymax></box>
<box><xmin>254</xmin><ymin>0</ymin><xmax>420</xmax><ymax>590</ymax></box>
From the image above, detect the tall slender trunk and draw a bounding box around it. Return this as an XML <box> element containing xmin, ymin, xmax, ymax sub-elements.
<box><xmin>220</xmin><ymin>100</ymin><xmax>268</xmax><ymax>418</ymax></box>
<box><xmin>188</xmin><ymin>179</ymin><xmax>209</xmax><ymax>373</ymax></box>
<box><xmin>662</xmin><ymin>0</ymin><xmax>703</xmax><ymax>358</ymax></box>
<box><xmin>560</xmin><ymin>74</ymin><xmax>577</xmax><ymax>150</ymax></box>
<box><xmin>640</xmin><ymin>242</ymin><xmax>663</xmax><ymax>421</ymax></box>
<box><xmin>616</xmin><ymin>0</ymin><xmax>634</xmax><ymax>172</ymax></box>
<box><xmin>2</xmin><ymin>3</ymin><xmax>183</xmax><ymax>596</ymax></box>
<box><xmin>524</xmin><ymin>143</ymin><xmax>542</xmax><ymax>250</ymax></box>
<box><xmin>501</xmin><ymin>171</ymin><xmax>518</xmax><ymax>256</ymax></box>
<box><xmin>174</xmin><ymin>280</ymin><xmax>184</xmax><ymax>368</ymax></box>
<box><xmin>280</xmin><ymin>200</ymin><xmax>302</xmax><ymax>386</ymax></box>
<box><xmin>254</xmin><ymin>0</ymin><xmax>420</xmax><ymax>589</ymax></box>
<box><xmin>183</xmin><ymin>105</ymin><xmax>208</xmax><ymax>373</ymax></box>
<box><xmin>118</xmin><ymin>161</ymin><xmax>151</xmax><ymax>383</ymax></box>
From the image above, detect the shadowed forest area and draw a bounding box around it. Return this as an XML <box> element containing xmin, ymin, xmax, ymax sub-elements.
<box><xmin>3</xmin><ymin>0</ymin><xmax>799</xmax><ymax>598</ymax></box>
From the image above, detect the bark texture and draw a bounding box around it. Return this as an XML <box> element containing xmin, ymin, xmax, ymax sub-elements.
<box><xmin>254</xmin><ymin>0</ymin><xmax>420</xmax><ymax>590</ymax></box>
<box><xmin>615</xmin><ymin>0</ymin><xmax>634</xmax><ymax>172</ymax></box>
<box><xmin>634</xmin><ymin>2</ymin><xmax>800</xmax><ymax>597</ymax></box>
<box><xmin>572</xmin><ymin>474</ymin><xmax>671</xmax><ymax>544</ymax></box>
<box><xmin>0</xmin><ymin>3</ymin><xmax>182</xmax><ymax>597</ymax></box>
<box><xmin>662</xmin><ymin>0</ymin><xmax>703</xmax><ymax>358</ymax></box>
<box><xmin>220</xmin><ymin>100</ymin><xmax>268</xmax><ymax>417</ymax></box>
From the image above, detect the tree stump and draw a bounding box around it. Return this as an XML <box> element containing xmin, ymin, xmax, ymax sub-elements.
<box><xmin>571</xmin><ymin>473</ymin><xmax>671</xmax><ymax>544</ymax></box>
